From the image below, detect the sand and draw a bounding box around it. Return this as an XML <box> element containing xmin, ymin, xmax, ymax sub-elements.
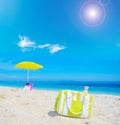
<box><xmin>0</xmin><ymin>86</ymin><xmax>120</xmax><ymax>125</ymax></box>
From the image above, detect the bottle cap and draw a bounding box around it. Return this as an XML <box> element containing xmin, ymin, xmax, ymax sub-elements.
<box><xmin>84</xmin><ymin>86</ymin><xmax>89</xmax><ymax>90</ymax></box>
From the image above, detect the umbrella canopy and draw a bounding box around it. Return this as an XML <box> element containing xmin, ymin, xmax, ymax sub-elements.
<box><xmin>15</xmin><ymin>61</ymin><xmax>43</xmax><ymax>82</ymax></box>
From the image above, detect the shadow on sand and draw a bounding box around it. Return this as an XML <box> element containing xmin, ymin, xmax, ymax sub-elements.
<box><xmin>48</xmin><ymin>111</ymin><xmax>59</xmax><ymax>117</ymax></box>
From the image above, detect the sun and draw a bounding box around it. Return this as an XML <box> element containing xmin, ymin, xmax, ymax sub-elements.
<box><xmin>87</xmin><ymin>8</ymin><xmax>98</xmax><ymax>19</ymax></box>
<box><xmin>80</xmin><ymin>1</ymin><xmax>106</xmax><ymax>26</ymax></box>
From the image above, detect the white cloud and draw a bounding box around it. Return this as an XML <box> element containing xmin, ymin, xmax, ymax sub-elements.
<box><xmin>18</xmin><ymin>35</ymin><xmax>66</xmax><ymax>53</ymax></box>
<box><xmin>18</xmin><ymin>35</ymin><xmax>35</xmax><ymax>49</ymax></box>
<box><xmin>37</xmin><ymin>44</ymin><xmax>66</xmax><ymax>53</ymax></box>
<box><xmin>49</xmin><ymin>44</ymin><xmax>65</xmax><ymax>54</ymax></box>
<box><xmin>38</xmin><ymin>44</ymin><xmax>50</xmax><ymax>48</ymax></box>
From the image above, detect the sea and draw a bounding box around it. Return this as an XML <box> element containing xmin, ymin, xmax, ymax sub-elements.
<box><xmin>0</xmin><ymin>80</ymin><xmax>120</xmax><ymax>96</ymax></box>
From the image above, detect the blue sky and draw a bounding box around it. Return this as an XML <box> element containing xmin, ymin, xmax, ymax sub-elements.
<box><xmin>0</xmin><ymin>0</ymin><xmax>120</xmax><ymax>81</ymax></box>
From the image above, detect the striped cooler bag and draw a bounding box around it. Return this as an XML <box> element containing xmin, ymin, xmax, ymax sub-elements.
<box><xmin>54</xmin><ymin>90</ymin><xmax>92</xmax><ymax>118</ymax></box>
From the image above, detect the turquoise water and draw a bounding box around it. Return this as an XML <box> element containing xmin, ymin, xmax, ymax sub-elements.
<box><xmin>0</xmin><ymin>81</ymin><xmax>120</xmax><ymax>96</ymax></box>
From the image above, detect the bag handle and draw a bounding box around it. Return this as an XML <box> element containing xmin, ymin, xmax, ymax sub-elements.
<box><xmin>66</xmin><ymin>97</ymin><xmax>83</xmax><ymax>115</ymax></box>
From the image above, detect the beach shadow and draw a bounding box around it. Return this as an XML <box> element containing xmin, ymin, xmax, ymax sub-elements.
<box><xmin>0</xmin><ymin>94</ymin><xmax>5</xmax><ymax>99</ymax></box>
<box><xmin>48</xmin><ymin>111</ymin><xmax>59</xmax><ymax>117</ymax></box>
<box><xmin>10</xmin><ymin>88</ymin><xmax>18</xmax><ymax>92</ymax></box>
<box><xmin>85</xmin><ymin>122</ymin><xmax>89</xmax><ymax>124</ymax></box>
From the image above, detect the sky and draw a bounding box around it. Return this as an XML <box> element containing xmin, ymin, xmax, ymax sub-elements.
<box><xmin>0</xmin><ymin>0</ymin><xmax>120</xmax><ymax>81</ymax></box>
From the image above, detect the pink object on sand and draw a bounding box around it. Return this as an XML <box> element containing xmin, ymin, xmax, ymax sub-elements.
<box><xmin>29</xmin><ymin>84</ymin><xmax>33</xmax><ymax>91</ymax></box>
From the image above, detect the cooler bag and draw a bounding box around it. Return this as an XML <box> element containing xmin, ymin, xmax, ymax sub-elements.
<box><xmin>54</xmin><ymin>90</ymin><xmax>92</xmax><ymax>118</ymax></box>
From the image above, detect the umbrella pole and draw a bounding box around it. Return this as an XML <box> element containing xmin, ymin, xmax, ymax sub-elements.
<box><xmin>27</xmin><ymin>70</ymin><xmax>29</xmax><ymax>83</ymax></box>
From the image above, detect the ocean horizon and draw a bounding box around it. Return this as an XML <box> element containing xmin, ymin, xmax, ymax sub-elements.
<box><xmin>0</xmin><ymin>80</ymin><xmax>120</xmax><ymax>96</ymax></box>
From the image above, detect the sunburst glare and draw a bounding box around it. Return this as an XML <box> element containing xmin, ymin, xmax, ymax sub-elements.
<box><xmin>80</xmin><ymin>0</ymin><xmax>106</xmax><ymax>26</ymax></box>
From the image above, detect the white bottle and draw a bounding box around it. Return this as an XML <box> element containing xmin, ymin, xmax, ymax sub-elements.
<box><xmin>83</xmin><ymin>86</ymin><xmax>89</xmax><ymax>96</ymax></box>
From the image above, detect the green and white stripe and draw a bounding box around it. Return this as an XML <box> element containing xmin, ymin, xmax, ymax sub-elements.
<box><xmin>54</xmin><ymin>90</ymin><xmax>93</xmax><ymax>118</ymax></box>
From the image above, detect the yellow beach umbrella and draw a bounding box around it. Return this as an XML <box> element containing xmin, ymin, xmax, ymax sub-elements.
<box><xmin>15</xmin><ymin>61</ymin><xmax>43</xmax><ymax>82</ymax></box>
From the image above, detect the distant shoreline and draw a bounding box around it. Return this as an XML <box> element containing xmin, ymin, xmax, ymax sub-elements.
<box><xmin>0</xmin><ymin>83</ymin><xmax>120</xmax><ymax>96</ymax></box>
<box><xmin>0</xmin><ymin>80</ymin><xmax>120</xmax><ymax>96</ymax></box>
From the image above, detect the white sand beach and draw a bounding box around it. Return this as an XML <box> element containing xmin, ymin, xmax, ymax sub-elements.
<box><xmin>0</xmin><ymin>86</ymin><xmax>120</xmax><ymax>125</ymax></box>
